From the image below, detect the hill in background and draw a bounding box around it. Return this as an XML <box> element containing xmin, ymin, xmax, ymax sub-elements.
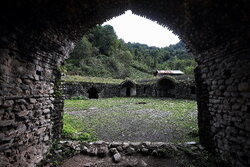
<box><xmin>65</xmin><ymin>25</ymin><xmax>196</xmax><ymax>80</ymax></box>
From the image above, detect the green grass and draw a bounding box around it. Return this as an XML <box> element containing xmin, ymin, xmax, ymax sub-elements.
<box><xmin>62</xmin><ymin>113</ymin><xmax>97</xmax><ymax>141</ymax></box>
<box><xmin>62</xmin><ymin>75</ymin><xmax>124</xmax><ymax>84</ymax></box>
<box><xmin>63</xmin><ymin>97</ymin><xmax>198</xmax><ymax>142</ymax></box>
<box><xmin>64</xmin><ymin>97</ymin><xmax>129</xmax><ymax>111</ymax></box>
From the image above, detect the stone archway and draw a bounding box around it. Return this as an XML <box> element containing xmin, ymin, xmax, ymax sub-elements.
<box><xmin>157</xmin><ymin>77</ymin><xmax>176</xmax><ymax>98</ymax></box>
<box><xmin>120</xmin><ymin>80</ymin><xmax>136</xmax><ymax>97</ymax></box>
<box><xmin>0</xmin><ymin>1</ymin><xmax>250</xmax><ymax>166</ymax></box>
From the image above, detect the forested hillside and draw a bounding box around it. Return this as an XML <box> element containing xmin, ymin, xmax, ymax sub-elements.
<box><xmin>65</xmin><ymin>25</ymin><xmax>196</xmax><ymax>79</ymax></box>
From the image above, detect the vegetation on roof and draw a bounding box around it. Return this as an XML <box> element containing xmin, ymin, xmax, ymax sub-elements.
<box><xmin>62</xmin><ymin>75</ymin><xmax>124</xmax><ymax>84</ymax></box>
<box><xmin>62</xmin><ymin>74</ymin><xmax>194</xmax><ymax>85</ymax></box>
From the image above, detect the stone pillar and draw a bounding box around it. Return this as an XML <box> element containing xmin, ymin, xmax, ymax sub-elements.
<box><xmin>195</xmin><ymin>44</ymin><xmax>250</xmax><ymax>166</ymax></box>
<box><xmin>0</xmin><ymin>32</ymin><xmax>72</xmax><ymax>166</ymax></box>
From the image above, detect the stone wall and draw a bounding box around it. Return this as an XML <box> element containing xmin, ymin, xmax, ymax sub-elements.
<box><xmin>64</xmin><ymin>82</ymin><xmax>120</xmax><ymax>99</ymax></box>
<box><xmin>63</xmin><ymin>79</ymin><xmax>196</xmax><ymax>100</ymax></box>
<box><xmin>136</xmin><ymin>84</ymin><xmax>156</xmax><ymax>97</ymax></box>
<box><xmin>0</xmin><ymin>47</ymin><xmax>68</xmax><ymax>166</ymax></box>
<box><xmin>195</xmin><ymin>43</ymin><xmax>250</xmax><ymax>166</ymax></box>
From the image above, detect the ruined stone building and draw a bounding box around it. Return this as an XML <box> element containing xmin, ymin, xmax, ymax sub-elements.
<box><xmin>63</xmin><ymin>77</ymin><xmax>195</xmax><ymax>100</ymax></box>
<box><xmin>0</xmin><ymin>0</ymin><xmax>249</xmax><ymax>166</ymax></box>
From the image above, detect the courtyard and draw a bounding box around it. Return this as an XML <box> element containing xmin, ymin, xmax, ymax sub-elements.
<box><xmin>63</xmin><ymin>97</ymin><xmax>198</xmax><ymax>143</ymax></box>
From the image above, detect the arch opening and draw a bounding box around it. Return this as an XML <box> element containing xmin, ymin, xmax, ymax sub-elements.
<box><xmin>87</xmin><ymin>87</ymin><xmax>99</xmax><ymax>99</ymax></box>
<box><xmin>157</xmin><ymin>78</ymin><xmax>176</xmax><ymax>98</ymax></box>
<box><xmin>120</xmin><ymin>80</ymin><xmax>137</xmax><ymax>97</ymax></box>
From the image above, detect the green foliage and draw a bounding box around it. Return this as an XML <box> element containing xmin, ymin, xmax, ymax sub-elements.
<box><xmin>62</xmin><ymin>75</ymin><xmax>123</xmax><ymax>84</ymax></box>
<box><xmin>57</xmin><ymin>65</ymin><xmax>67</xmax><ymax>74</ymax></box>
<box><xmin>53</xmin><ymin>78</ymin><xmax>63</xmax><ymax>98</ymax></box>
<box><xmin>66</xmin><ymin>25</ymin><xmax>197</xmax><ymax>79</ymax></box>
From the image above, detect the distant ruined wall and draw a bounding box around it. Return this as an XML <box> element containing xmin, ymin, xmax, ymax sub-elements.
<box><xmin>136</xmin><ymin>84</ymin><xmax>156</xmax><ymax>97</ymax></box>
<box><xmin>64</xmin><ymin>81</ymin><xmax>195</xmax><ymax>100</ymax></box>
<box><xmin>175</xmin><ymin>81</ymin><xmax>196</xmax><ymax>100</ymax></box>
<box><xmin>63</xmin><ymin>82</ymin><xmax>120</xmax><ymax>99</ymax></box>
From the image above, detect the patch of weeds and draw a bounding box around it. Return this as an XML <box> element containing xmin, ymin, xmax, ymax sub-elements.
<box><xmin>62</xmin><ymin>75</ymin><xmax>124</xmax><ymax>84</ymax></box>
<box><xmin>37</xmin><ymin>140</ymin><xmax>76</xmax><ymax>167</ymax></box>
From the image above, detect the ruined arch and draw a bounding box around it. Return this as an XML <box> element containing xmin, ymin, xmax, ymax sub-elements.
<box><xmin>156</xmin><ymin>77</ymin><xmax>176</xmax><ymax>98</ymax></box>
<box><xmin>87</xmin><ymin>87</ymin><xmax>99</xmax><ymax>99</ymax></box>
<box><xmin>0</xmin><ymin>1</ymin><xmax>250</xmax><ymax>166</ymax></box>
<box><xmin>120</xmin><ymin>80</ymin><xmax>136</xmax><ymax>97</ymax></box>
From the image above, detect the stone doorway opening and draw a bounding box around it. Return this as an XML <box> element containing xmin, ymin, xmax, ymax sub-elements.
<box><xmin>190</xmin><ymin>86</ymin><xmax>196</xmax><ymax>95</ymax></box>
<box><xmin>157</xmin><ymin>77</ymin><xmax>176</xmax><ymax>98</ymax></box>
<box><xmin>120</xmin><ymin>80</ymin><xmax>137</xmax><ymax>97</ymax></box>
<box><xmin>87</xmin><ymin>87</ymin><xmax>99</xmax><ymax>99</ymax></box>
<box><xmin>126</xmin><ymin>87</ymin><xmax>131</xmax><ymax>97</ymax></box>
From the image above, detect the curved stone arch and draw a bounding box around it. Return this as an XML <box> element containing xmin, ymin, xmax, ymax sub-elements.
<box><xmin>87</xmin><ymin>86</ymin><xmax>99</xmax><ymax>99</ymax></box>
<box><xmin>2</xmin><ymin>0</ymin><xmax>247</xmax><ymax>56</ymax></box>
<box><xmin>0</xmin><ymin>1</ymin><xmax>250</xmax><ymax>166</ymax></box>
<box><xmin>156</xmin><ymin>77</ymin><xmax>176</xmax><ymax>98</ymax></box>
<box><xmin>120</xmin><ymin>80</ymin><xmax>137</xmax><ymax>97</ymax></box>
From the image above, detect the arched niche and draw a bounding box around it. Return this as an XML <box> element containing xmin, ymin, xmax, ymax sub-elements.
<box><xmin>156</xmin><ymin>77</ymin><xmax>176</xmax><ymax>98</ymax></box>
<box><xmin>120</xmin><ymin>80</ymin><xmax>136</xmax><ymax>97</ymax></box>
<box><xmin>87</xmin><ymin>87</ymin><xmax>99</xmax><ymax>99</ymax></box>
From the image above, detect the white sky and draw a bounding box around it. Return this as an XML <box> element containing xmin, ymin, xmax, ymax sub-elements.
<box><xmin>102</xmin><ymin>10</ymin><xmax>180</xmax><ymax>48</ymax></box>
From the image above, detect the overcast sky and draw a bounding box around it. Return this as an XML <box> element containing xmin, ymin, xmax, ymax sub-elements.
<box><xmin>102</xmin><ymin>10</ymin><xmax>180</xmax><ymax>48</ymax></box>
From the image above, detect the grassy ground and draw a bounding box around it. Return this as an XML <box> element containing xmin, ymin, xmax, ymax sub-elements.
<box><xmin>63</xmin><ymin>97</ymin><xmax>198</xmax><ymax>143</ymax></box>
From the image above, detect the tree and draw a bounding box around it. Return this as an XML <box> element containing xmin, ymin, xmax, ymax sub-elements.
<box><xmin>89</xmin><ymin>25</ymin><xmax>118</xmax><ymax>56</ymax></box>
<box><xmin>65</xmin><ymin>24</ymin><xmax>197</xmax><ymax>79</ymax></box>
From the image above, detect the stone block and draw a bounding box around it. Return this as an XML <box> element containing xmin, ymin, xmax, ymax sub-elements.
<box><xmin>238</xmin><ymin>82</ymin><xmax>250</xmax><ymax>91</ymax></box>
<box><xmin>3</xmin><ymin>100</ymin><xmax>14</xmax><ymax>107</ymax></box>
<box><xmin>113</xmin><ymin>152</ymin><xmax>121</xmax><ymax>163</ymax></box>
<box><xmin>0</xmin><ymin>120</ymin><xmax>14</xmax><ymax>127</ymax></box>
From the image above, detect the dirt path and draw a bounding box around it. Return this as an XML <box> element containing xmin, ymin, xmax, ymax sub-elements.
<box><xmin>61</xmin><ymin>154</ymin><xmax>178</xmax><ymax>167</ymax></box>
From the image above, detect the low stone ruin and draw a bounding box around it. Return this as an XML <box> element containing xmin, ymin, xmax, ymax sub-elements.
<box><xmin>40</xmin><ymin>140</ymin><xmax>218</xmax><ymax>167</ymax></box>
<box><xmin>63</xmin><ymin>77</ymin><xmax>196</xmax><ymax>100</ymax></box>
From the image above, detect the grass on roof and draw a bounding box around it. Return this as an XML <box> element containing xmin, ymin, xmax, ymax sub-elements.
<box><xmin>62</xmin><ymin>75</ymin><xmax>124</xmax><ymax>84</ymax></box>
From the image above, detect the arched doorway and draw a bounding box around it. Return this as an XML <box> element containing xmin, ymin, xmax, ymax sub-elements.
<box><xmin>120</xmin><ymin>80</ymin><xmax>136</xmax><ymax>97</ymax></box>
<box><xmin>87</xmin><ymin>87</ymin><xmax>99</xmax><ymax>99</ymax></box>
<box><xmin>126</xmin><ymin>87</ymin><xmax>131</xmax><ymax>97</ymax></box>
<box><xmin>157</xmin><ymin>77</ymin><xmax>176</xmax><ymax>98</ymax></box>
